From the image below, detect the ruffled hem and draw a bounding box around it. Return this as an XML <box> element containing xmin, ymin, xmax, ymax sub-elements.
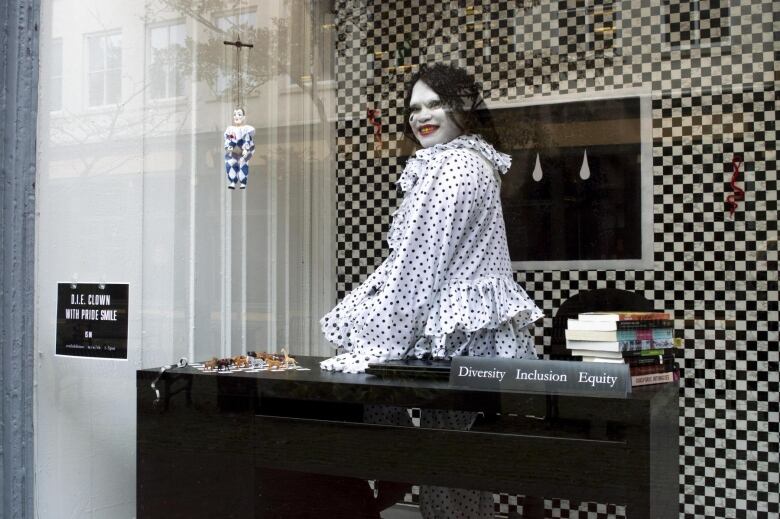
<box><xmin>423</xmin><ymin>276</ymin><xmax>544</xmax><ymax>336</ymax></box>
<box><xmin>320</xmin><ymin>312</ymin><xmax>353</xmax><ymax>351</ymax></box>
<box><xmin>320</xmin><ymin>311</ymin><xmax>540</xmax><ymax>373</ymax></box>
<box><xmin>320</xmin><ymin>275</ymin><xmax>543</xmax><ymax>354</ymax></box>
<box><xmin>320</xmin><ymin>292</ymin><xmax>376</xmax><ymax>352</ymax></box>
<box><xmin>320</xmin><ymin>351</ymin><xmax>388</xmax><ymax>374</ymax></box>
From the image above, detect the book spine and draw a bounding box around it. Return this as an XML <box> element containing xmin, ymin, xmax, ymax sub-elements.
<box><xmin>567</xmin><ymin>338</ymin><xmax>679</xmax><ymax>353</ymax></box>
<box><xmin>568</xmin><ymin>350</ymin><xmax>623</xmax><ymax>358</ymax></box>
<box><xmin>630</xmin><ymin>363</ymin><xmax>676</xmax><ymax>376</ymax></box>
<box><xmin>579</xmin><ymin>312</ymin><xmax>671</xmax><ymax>321</ymax></box>
<box><xmin>580</xmin><ymin>357</ymin><xmax>624</xmax><ymax>363</ymax></box>
<box><xmin>619</xmin><ymin>338</ymin><xmax>675</xmax><ymax>351</ymax></box>
<box><xmin>615</xmin><ymin>319</ymin><xmax>674</xmax><ymax>330</ymax></box>
<box><xmin>615</xmin><ymin>328</ymin><xmax>674</xmax><ymax>341</ymax></box>
<box><xmin>622</xmin><ymin>347</ymin><xmax>669</xmax><ymax>357</ymax></box>
<box><xmin>566</xmin><ymin>319</ymin><xmax>617</xmax><ymax>331</ymax></box>
<box><xmin>631</xmin><ymin>369</ymin><xmax>678</xmax><ymax>387</ymax></box>
<box><xmin>565</xmin><ymin>329</ymin><xmax>674</xmax><ymax>342</ymax></box>
<box><xmin>626</xmin><ymin>354</ymin><xmax>675</xmax><ymax>367</ymax></box>
<box><xmin>620</xmin><ymin>340</ymin><xmax>676</xmax><ymax>352</ymax></box>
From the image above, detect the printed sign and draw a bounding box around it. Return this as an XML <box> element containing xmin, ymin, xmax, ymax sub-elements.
<box><xmin>56</xmin><ymin>283</ymin><xmax>129</xmax><ymax>359</ymax></box>
<box><xmin>450</xmin><ymin>357</ymin><xmax>630</xmax><ymax>397</ymax></box>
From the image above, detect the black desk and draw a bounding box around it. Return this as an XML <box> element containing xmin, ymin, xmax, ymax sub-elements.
<box><xmin>137</xmin><ymin>357</ymin><xmax>679</xmax><ymax>518</ymax></box>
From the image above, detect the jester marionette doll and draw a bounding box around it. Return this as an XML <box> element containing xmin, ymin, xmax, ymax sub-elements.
<box><xmin>224</xmin><ymin>108</ymin><xmax>255</xmax><ymax>189</ymax></box>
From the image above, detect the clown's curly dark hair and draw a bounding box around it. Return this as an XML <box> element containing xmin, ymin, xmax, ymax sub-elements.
<box><xmin>402</xmin><ymin>63</ymin><xmax>499</xmax><ymax>148</ymax></box>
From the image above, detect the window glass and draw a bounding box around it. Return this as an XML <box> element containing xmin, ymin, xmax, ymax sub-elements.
<box><xmin>34</xmin><ymin>1</ymin><xmax>775</xmax><ymax>518</ymax></box>
<box><xmin>149</xmin><ymin>22</ymin><xmax>186</xmax><ymax>100</ymax></box>
<box><xmin>49</xmin><ymin>38</ymin><xmax>63</xmax><ymax>111</ymax></box>
<box><xmin>86</xmin><ymin>31</ymin><xmax>122</xmax><ymax>107</ymax></box>
<box><xmin>215</xmin><ymin>10</ymin><xmax>257</xmax><ymax>98</ymax></box>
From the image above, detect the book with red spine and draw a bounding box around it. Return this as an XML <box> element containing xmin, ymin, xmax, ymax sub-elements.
<box><xmin>578</xmin><ymin>311</ymin><xmax>671</xmax><ymax>322</ymax></box>
<box><xmin>631</xmin><ymin>366</ymin><xmax>680</xmax><ymax>387</ymax></box>
<box><xmin>630</xmin><ymin>362</ymin><xmax>676</xmax><ymax>376</ymax></box>
<box><xmin>567</xmin><ymin>318</ymin><xmax>674</xmax><ymax>331</ymax></box>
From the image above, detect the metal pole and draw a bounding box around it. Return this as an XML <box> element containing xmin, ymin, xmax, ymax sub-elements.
<box><xmin>0</xmin><ymin>0</ymin><xmax>39</xmax><ymax>516</ymax></box>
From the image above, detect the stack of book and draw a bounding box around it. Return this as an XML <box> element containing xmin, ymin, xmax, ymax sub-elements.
<box><xmin>564</xmin><ymin>311</ymin><xmax>681</xmax><ymax>387</ymax></box>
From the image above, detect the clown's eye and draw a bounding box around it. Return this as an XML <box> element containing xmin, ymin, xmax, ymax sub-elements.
<box><xmin>427</xmin><ymin>100</ymin><xmax>443</xmax><ymax>109</ymax></box>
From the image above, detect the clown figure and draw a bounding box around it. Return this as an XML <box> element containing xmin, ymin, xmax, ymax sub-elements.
<box><xmin>224</xmin><ymin>108</ymin><xmax>256</xmax><ymax>189</ymax></box>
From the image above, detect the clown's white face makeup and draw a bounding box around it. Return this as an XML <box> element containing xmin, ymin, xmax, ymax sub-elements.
<box><xmin>233</xmin><ymin>109</ymin><xmax>246</xmax><ymax>126</ymax></box>
<box><xmin>408</xmin><ymin>80</ymin><xmax>462</xmax><ymax>148</ymax></box>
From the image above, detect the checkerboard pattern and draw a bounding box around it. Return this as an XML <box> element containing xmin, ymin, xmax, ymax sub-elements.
<box><xmin>334</xmin><ymin>1</ymin><xmax>778</xmax><ymax>517</ymax></box>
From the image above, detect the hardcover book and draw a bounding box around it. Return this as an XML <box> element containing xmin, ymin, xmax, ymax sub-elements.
<box><xmin>565</xmin><ymin>328</ymin><xmax>674</xmax><ymax>342</ymax></box>
<box><xmin>581</xmin><ymin>357</ymin><xmax>625</xmax><ymax>364</ymax></box>
<box><xmin>578</xmin><ymin>311</ymin><xmax>671</xmax><ymax>322</ymax></box>
<box><xmin>567</xmin><ymin>318</ymin><xmax>674</xmax><ymax>331</ymax></box>
<box><xmin>568</xmin><ymin>349</ymin><xmax>624</xmax><ymax>359</ymax></box>
<box><xmin>565</xmin><ymin>338</ymin><xmax>678</xmax><ymax>352</ymax></box>
<box><xmin>631</xmin><ymin>368</ymin><xmax>679</xmax><ymax>387</ymax></box>
<box><xmin>626</xmin><ymin>352</ymin><xmax>676</xmax><ymax>367</ymax></box>
<box><xmin>621</xmin><ymin>346</ymin><xmax>679</xmax><ymax>357</ymax></box>
<box><xmin>630</xmin><ymin>362</ymin><xmax>677</xmax><ymax>376</ymax></box>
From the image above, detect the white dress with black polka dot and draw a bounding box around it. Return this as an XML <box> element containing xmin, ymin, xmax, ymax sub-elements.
<box><xmin>321</xmin><ymin>134</ymin><xmax>544</xmax><ymax>373</ymax></box>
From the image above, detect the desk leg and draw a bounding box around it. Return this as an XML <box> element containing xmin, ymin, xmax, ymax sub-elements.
<box><xmin>520</xmin><ymin>496</ymin><xmax>544</xmax><ymax>519</ymax></box>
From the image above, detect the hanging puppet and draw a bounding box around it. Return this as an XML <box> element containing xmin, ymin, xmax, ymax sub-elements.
<box><xmin>223</xmin><ymin>34</ymin><xmax>254</xmax><ymax>190</ymax></box>
<box><xmin>224</xmin><ymin>107</ymin><xmax>255</xmax><ymax>189</ymax></box>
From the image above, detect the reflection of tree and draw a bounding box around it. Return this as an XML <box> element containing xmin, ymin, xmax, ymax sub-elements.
<box><xmin>183</xmin><ymin>21</ymin><xmax>289</xmax><ymax>99</ymax></box>
<box><xmin>150</xmin><ymin>0</ymin><xmax>333</xmax><ymax>124</ymax></box>
<box><xmin>50</xmin><ymin>84</ymin><xmax>186</xmax><ymax>176</ymax></box>
<box><xmin>154</xmin><ymin>0</ymin><xmax>228</xmax><ymax>33</ymax></box>
<box><xmin>151</xmin><ymin>0</ymin><xmax>289</xmax><ymax>100</ymax></box>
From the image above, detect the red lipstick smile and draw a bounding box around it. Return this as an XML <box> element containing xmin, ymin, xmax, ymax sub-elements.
<box><xmin>418</xmin><ymin>125</ymin><xmax>438</xmax><ymax>136</ymax></box>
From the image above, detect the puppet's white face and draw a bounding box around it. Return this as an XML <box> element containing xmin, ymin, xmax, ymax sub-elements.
<box><xmin>408</xmin><ymin>81</ymin><xmax>462</xmax><ymax>148</ymax></box>
<box><xmin>233</xmin><ymin>109</ymin><xmax>246</xmax><ymax>126</ymax></box>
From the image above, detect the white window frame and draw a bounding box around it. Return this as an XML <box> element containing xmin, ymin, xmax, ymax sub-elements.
<box><xmin>147</xmin><ymin>19</ymin><xmax>188</xmax><ymax>102</ymax></box>
<box><xmin>84</xmin><ymin>30</ymin><xmax>122</xmax><ymax>108</ymax></box>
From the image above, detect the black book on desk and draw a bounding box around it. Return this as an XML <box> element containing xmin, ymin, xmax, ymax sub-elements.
<box><xmin>366</xmin><ymin>358</ymin><xmax>451</xmax><ymax>380</ymax></box>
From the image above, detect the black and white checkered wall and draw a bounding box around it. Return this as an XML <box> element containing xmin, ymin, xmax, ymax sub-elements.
<box><xmin>334</xmin><ymin>1</ymin><xmax>778</xmax><ymax>517</ymax></box>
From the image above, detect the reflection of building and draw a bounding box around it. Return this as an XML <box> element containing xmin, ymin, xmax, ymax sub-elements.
<box><xmin>34</xmin><ymin>2</ymin><xmax>337</xmax><ymax>516</ymax></box>
<box><xmin>41</xmin><ymin>0</ymin><xmax>337</xmax><ymax>360</ymax></box>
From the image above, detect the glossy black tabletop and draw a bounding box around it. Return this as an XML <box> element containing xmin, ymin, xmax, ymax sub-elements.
<box><xmin>137</xmin><ymin>356</ymin><xmax>680</xmax><ymax>519</ymax></box>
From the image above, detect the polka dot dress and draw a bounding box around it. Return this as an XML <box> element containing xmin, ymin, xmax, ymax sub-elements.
<box><xmin>321</xmin><ymin>134</ymin><xmax>544</xmax><ymax>373</ymax></box>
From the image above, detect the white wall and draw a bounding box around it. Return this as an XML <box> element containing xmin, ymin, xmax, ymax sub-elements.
<box><xmin>35</xmin><ymin>0</ymin><xmax>336</xmax><ymax>516</ymax></box>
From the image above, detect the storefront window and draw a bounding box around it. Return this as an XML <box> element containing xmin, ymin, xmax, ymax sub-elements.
<box><xmin>34</xmin><ymin>1</ymin><xmax>776</xmax><ymax>518</ymax></box>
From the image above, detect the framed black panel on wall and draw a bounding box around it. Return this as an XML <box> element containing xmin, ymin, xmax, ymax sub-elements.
<box><xmin>492</xmin><ymin>92</ymin><xmax>653</xmax><ymax>270</ymax></box>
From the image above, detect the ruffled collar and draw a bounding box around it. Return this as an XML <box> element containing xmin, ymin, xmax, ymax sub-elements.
<box><xmin>397</xmin><ymin>134</ymin><xmax>512</xmax><ymax>192</ymax></box>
